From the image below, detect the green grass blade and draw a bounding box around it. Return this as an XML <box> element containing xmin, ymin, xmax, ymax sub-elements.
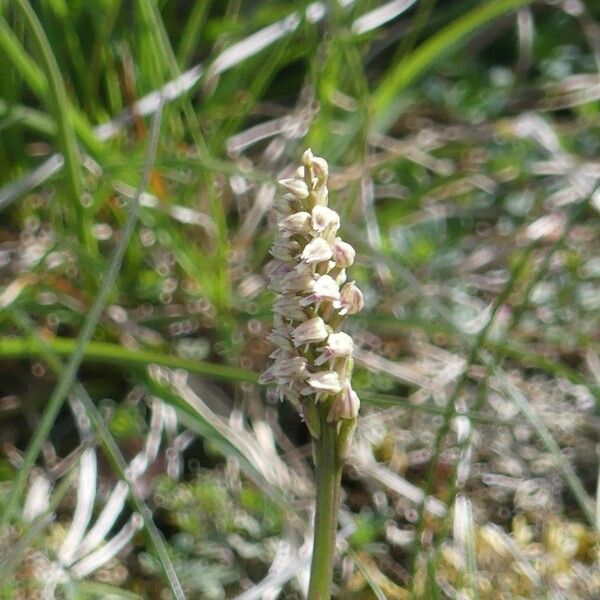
<box><xmin>7</xmin><ymin>309</ymin><xmax>186</xmax><ymax>600</ymax></box>
<box><xmin>0</xmin><ymin>14</ymin><xmax>104</xmax><ymax>157</ymax></box>
<box><xmin>12</xmin><ymin>0</ymin><xmax>93</xmax><ymax>250</ymax></box>
<box><xmin>0</xmin><ymin>336</ymin><xmax>258</xmax><ymax>383</ymax></box>
<box><xmin>372</xmin><ymin>0</ymin><xmax>535</xmax><ymax>131</ymax></box>
<box><xmin>0</xmin><ymin>102</ymin><xmax>163</xmax><ymax>532</ymax></box>
<box><xmin>176</xmin><ymin>0</ymin><xmax>212</xmax><ymax>66</ymax></box>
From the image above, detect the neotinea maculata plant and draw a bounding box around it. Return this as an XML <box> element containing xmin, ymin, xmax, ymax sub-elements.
<box><xmin>260</xmin><ymin>149</ymin><xmax>363</xmax><ymax>599</ymax></box>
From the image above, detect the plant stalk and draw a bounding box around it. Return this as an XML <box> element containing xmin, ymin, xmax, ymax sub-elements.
<box><xmin>308</xmin><ymin>410</ymin><xmax>343</xmax><ymax>600</ymax></box>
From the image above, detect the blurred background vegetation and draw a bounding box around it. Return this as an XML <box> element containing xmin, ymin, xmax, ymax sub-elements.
<box><xmin>1</xmin><ymin>0</ymin><xmax>600</xmax><ymax>598</ymax></box>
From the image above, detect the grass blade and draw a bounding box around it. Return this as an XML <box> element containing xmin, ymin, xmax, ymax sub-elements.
<box><xmin>11</xmin><ymin>0</ymin><xmax>93</xmax><ymax>252</ymax></box>
<box><xmin>373</xmin><ymin>0</ymin><xmax>536</xmax><ymax>131</ymax></box>
<box><xmin>0</xmin><ymin>101</ymin><xmax>163</xmax><ymax>532</ymax></box>
<box><xmin>6</xmin><ymin>309</ymin><xmax>186</xmax><ymax>600</ymax></box>
<box><xmin>0</xmin><ymin>336</ymin><xmax>258</xmax><ymax>383</ymax></box>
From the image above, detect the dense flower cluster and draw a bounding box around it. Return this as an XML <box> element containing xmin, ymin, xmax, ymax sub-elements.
<box><xmin>260</xmin><ymin>150</ymin><xmax>363</xmax><ymax>432</ymax></box>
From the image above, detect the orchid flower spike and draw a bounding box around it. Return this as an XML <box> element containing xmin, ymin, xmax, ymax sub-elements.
<box><xmin>261</xmin><ymin>149</ymin><xmax>363</xmax><ymax>454</ymax></box>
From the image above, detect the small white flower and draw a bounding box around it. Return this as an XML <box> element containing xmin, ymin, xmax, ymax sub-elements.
<box><xmin>311</xmin><ymin>206</ymin><xmax>340</xmax><ymax>234</ymax></box>
<box><xmin>299</xmin><ymin>274</ymin><xmax>340</xmax><ymax>306</ymax></box>
<box><xmin>291</xmin><ymin>316</ymin><xmax>328</xmax><ymax>347</ymax></box>
<box><xmin>302</xmin><ymin>371</ymin><xmax>342</xmax><ymax>396</ymax></box>
<box><xmin>266</xmin><ymin>327</ymin><xmax>293</xmax><ymax>351</ymax></box>
<box><xmin>301</xmin><ymin>237</ymin><xmax>333</xmax><ymax>264</ymax></box>
<box><xmin>278</xmin><ymin>211</ymin><xmax>312</xmax><ymax>236</ymax></box>
<box><xmin>282</xmin><ymin>265</ymin><xmax>316</xmax><ymax>293</ymax></box>
<box><xmin>273</xmin><ymin>296</ymin><xmax>306</xmax><ymax>321</ymax></box>
<box><xmin>265</xmin><ymin>261</ymin><xmax>295</xmax><ymax>293</ymax></box>
<box><xmin>272</xmin><ymin>356</ymin><xmax>308</xmax><ymax>382</ymax></box>
<box><xmin>259</xmin><ymin>369</ymin><xmax>276</xmax><ymax>384</ymax></box>
<box><xmin>279</xmin><ymin>178</ymin><xmax>309</xmax><ymax>199</ymax></box>
<box><xmin>338</xmin><ymin>281</ymin><xmax>364</xmax><ymax>315</ymax></box>
<box><xmin>331</xmin><ymin>238</ymin><xmax>355</xmax><ymax>268</ymax></box>
<box><xmin>328</xmin><ymin>381</ymin><xmax>360</xmax><ymax>421</ymax></box>
<box><xmin>314</xmin><ymin>332</ymin><xmax>354</xmax><ymax>366</ymax></box>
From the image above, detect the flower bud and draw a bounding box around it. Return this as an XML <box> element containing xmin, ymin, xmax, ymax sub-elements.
<box><xmin>311</xmin><ymin>206</ymin><xmax>340</xmax><ymax>234</ymax></box>
<box><xmin>335</xmin><ymin>268</ymin><xmax>347</xmax><ymax>286</ymax></box>
<box><xmin>310</xmin><ymin>156</ymin><xmax>329</xmax><ymax>183</ymax></box>
<box><xmin>328</xmin><ymin>381</ymin><xmax>360</xmax><ymax>421</ymax></box>
<box><xmin>291</xmin><ymin>316</ymin><xmax>328</xmax><ymax>347</ymax></box>
<box><xmin>336</xmin><ymin>418</ymin><xmax>356</xmax><ymax>460</ymax></box>
<box><xmin>279</xmin><ymin>178</ymin><xmax>309</xmax><ymax>199</ymax></box>
<box><xmin>302</xmin><ymin>148</ymin><xmax>315</xmax><ymax>166</ymax></box>
<box><xmin>331</xmin><ymin>238</ymin><xmax>355</xmax><ymax>268</ymax></box>
<box><xmin>339</xmin><ymin>281</ymin><xmax>364</xmax><ymax>315</ymax></box>
<box><xmin>301</xmin><ymin>237</ymin><xmax>333</xmax><ymax>264</ymax></box>
<box><xmin>278</xmin><ymin>211</ymin><xmax>312</xmax><ymax>236</ymax></box>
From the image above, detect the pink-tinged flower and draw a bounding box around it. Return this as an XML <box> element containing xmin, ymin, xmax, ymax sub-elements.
<box><xmin>328</xmin><ymin>381</ymin><xmax>360</xmax><ymax>421</ymax></box>
<box><xmin>279</xmin><ymin>178</ymin><xmax>309</xmax><ymax>199</ymax></box>
<box><xmin>273</xmin><ymin>296</ymin><xmax>306</xmax><ymax>321</ymax></box>
<box><xmin>301</xmin><ymin>237</ymin><xmax>333</xmax><ymax>264</ymax></box>
<box><xmin>265</xmin><ymin>261</ymin><xmax>295</xmax><ymax>293</ymax></box>
<box><xmin>270</xmin><ymin>239</ymin><xmax>300</xmax><ymax>263</ymax></box>
<box><xmin>311</xmin><ymin>206</ymin><xmax>340</xmax><ymax>234</ymax></box>
<box><xmin>331</xmin><ymin>238</ymin><xmax>355</xmax><ymax>268</ymax></box>
<box><xmin>338</xmin><ymin>281</ymin><xmax>364</xmax><ymax>315</ymax></box>
<box><xmin>314</xmin><ymin>332</ymin><xmax>354</xmax><ymax>366</ymax></box>
<box><xmin>299</xmin><ymin>275</ymin><xmax>340</xmax><ymax>306</ymax></box>
<box><xmin>266</xmin><ymin>326</ymin><xmax>293</xmax><ymax>351</ymax></box>
<box><xmin>282</xmin><ymin>265</ymin><xmax>316</xmax><ymax>293</ymax></box>
<box><xmin>258</xmin><ymin>369</ymin><xmax>276</xmax><ymax>385</ymax></box>
<box><xmin>302</xmin><ymin>370</ymin><xmax>342</xmax><ymax>396</ymax></box>
<box><xmin>277</xmin><ymin>211</ymin><xmax>312</xmax><ymax>236</ymax></box>
<box><xmin>272</xmin><ymin>356</ymin><xmax>308</xmax><ymax>383</ymax></box>
<box><xmin>291</xmin><ymin>316</ymin><xmax>328</xmax><ymax>347</ymax></box>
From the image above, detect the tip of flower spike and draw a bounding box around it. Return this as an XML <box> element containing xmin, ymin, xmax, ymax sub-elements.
<box><xmin>302</xmin><ymin>148</ymin><xmax>314</xmax><ymax>165</ymax></box>
<box><xmin>302</xmin><ymin>148</ymin><xmax>329</xmax><ymax>182</ymax></box>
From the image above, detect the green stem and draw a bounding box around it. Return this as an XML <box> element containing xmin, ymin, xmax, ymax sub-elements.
<box><xmin>308</xmin><ymin>410</ymin><xmax>342</xmax><ymax>600</ymax></box>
